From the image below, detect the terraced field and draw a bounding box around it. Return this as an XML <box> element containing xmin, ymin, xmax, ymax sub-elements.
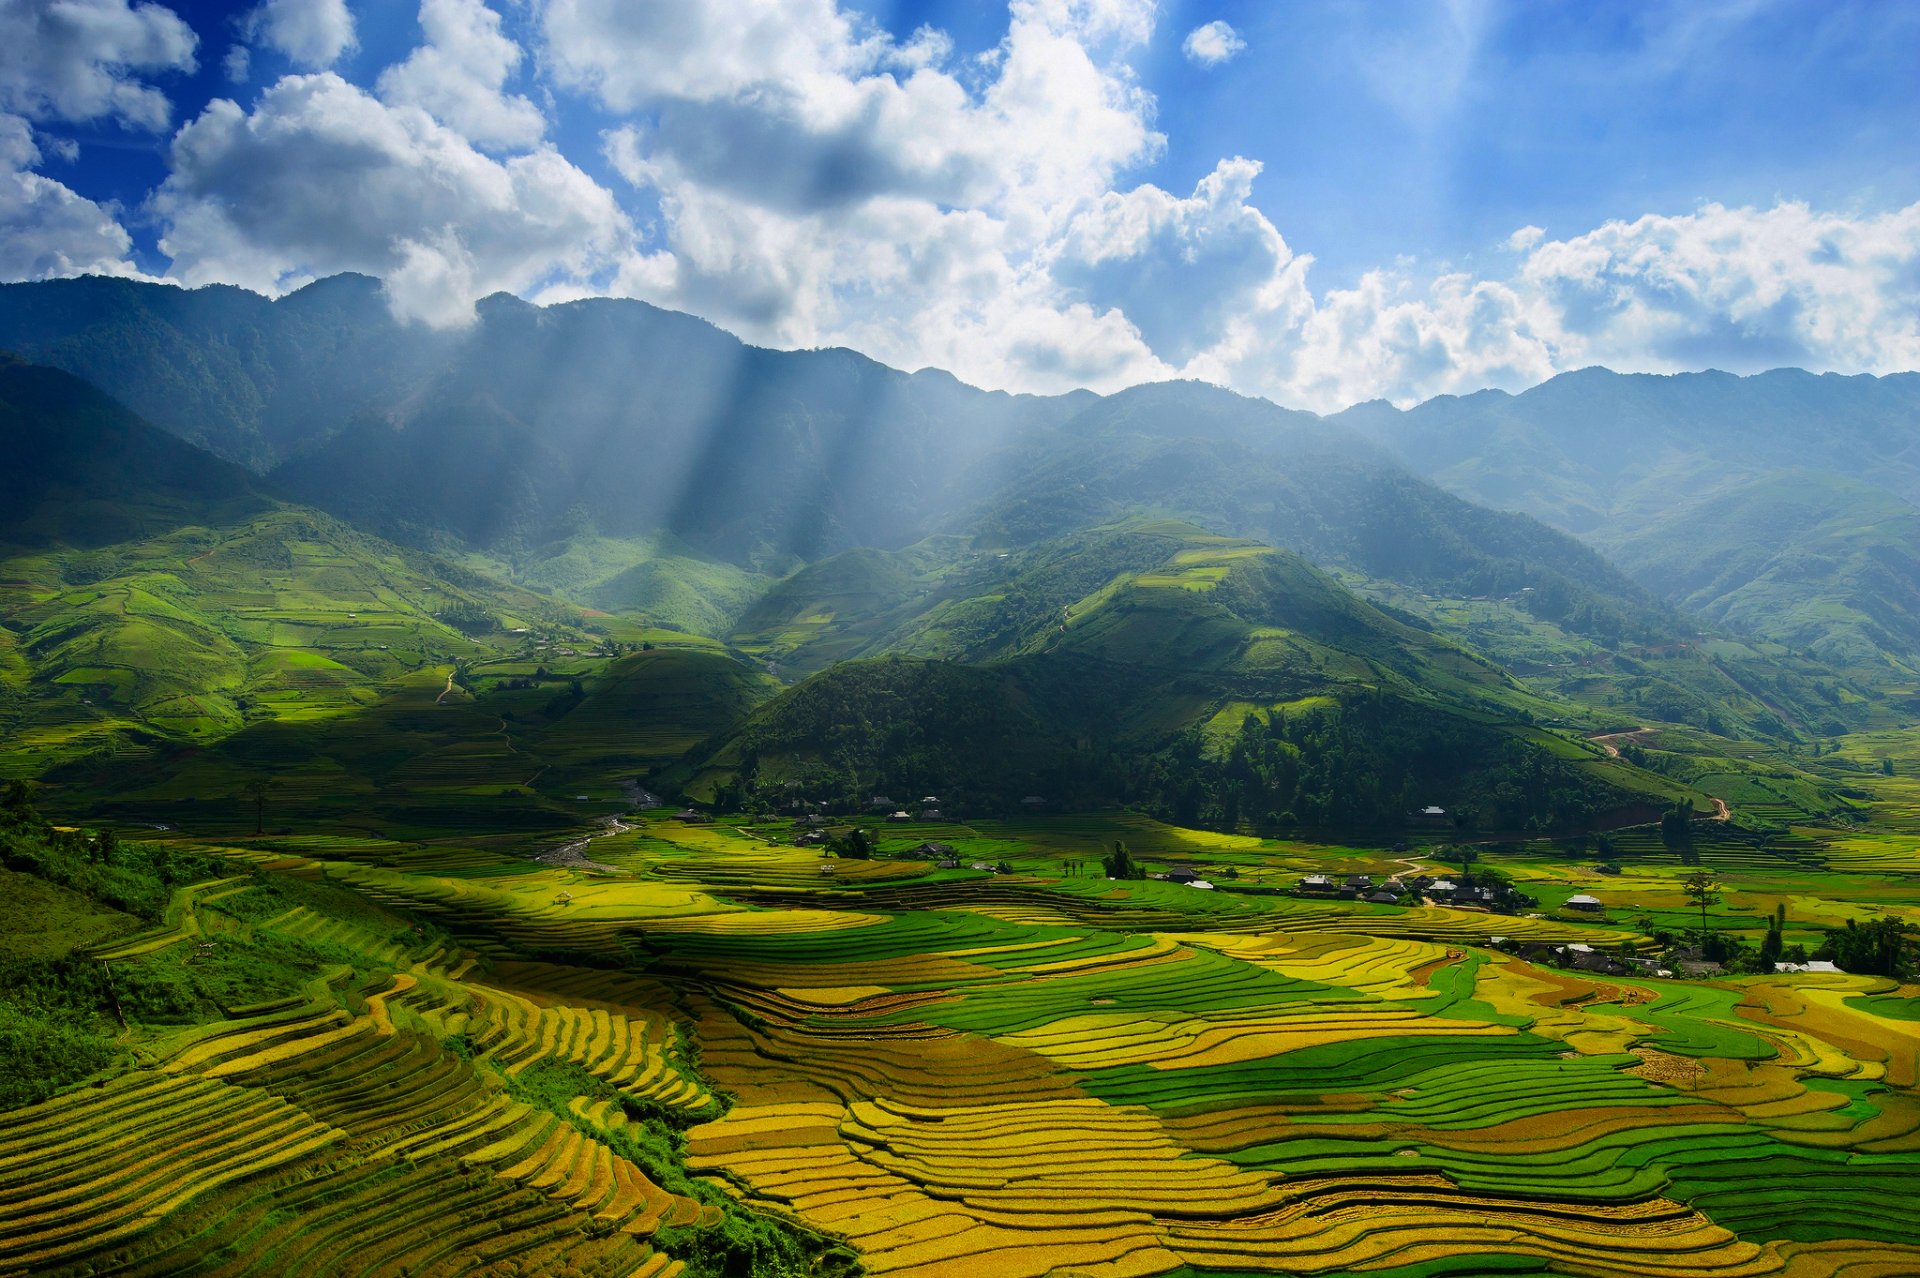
<box><xmin>6</xmin><ymin>808</ymin><xmax>1920</xmax><ymax>1276</ymax></box>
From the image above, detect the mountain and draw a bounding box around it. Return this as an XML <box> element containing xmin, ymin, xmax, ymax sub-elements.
<box><xmin>1335</xmin><ymin>367</ymin><xmax>1920</xmax><ymax>681</ymax></box>
<box><xmin>0</xmin><ymin>353</ymin><xmax>572</xmax><ymax>777</ymax></box>
<box><xmin>672</xmin><ymin>518</ymin><xmax>1690</xmax><ymax>834</ymax></box>
<box><xmin>971</xmin><ymin>381</ymin><xmax>1677</xmax><ymax>641</ymax></box>
<box><xmin>0</xmin><ymin>277</ymin><xmax>1894</xmax><ymax>748</ymax></box>
<box><xmin>1597</xmin><ymin>472</ymin><xmax>1920</xmax><ymax>680</ymax></box>
<box><xmin>0</xmin><ymin>278</ymin><xmax>1663</xmax><ymax>614</ymax></box>
<box><xmin>1336</xmin><ymin>366</ymin><xmax>1920</xmax><ymax>534</ymax></box>
<box><xmin>0</xmin><ymin>273</ymin><xmax>455</xmax><ymax>469</ymax></box>
<box><xmin>0</xmin><ymin>353</ymin><xmax>266</xmax><ymax>546</ymax></box>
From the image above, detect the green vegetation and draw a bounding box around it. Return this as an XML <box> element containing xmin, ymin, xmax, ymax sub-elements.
<box><xmin>8</xmin><ymin>283</ymin><xmax>1920</xmax><ymax>1276</ymax></box>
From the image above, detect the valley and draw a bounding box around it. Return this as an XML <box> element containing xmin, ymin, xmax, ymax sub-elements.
<box><xmin>2</xmin><ymin>278</ymin><xmax>1918</xmax><ymax>1278</ymax></box>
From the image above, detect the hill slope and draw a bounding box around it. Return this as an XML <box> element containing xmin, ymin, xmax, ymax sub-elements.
<box><xmin>0</xmin><ymin>356</ymin><xmax>569</xmax><ymax>776</ymax></box>
<box><xmin>677</xmin><ymin>521</ymin><xmax>1689</xmax><ymax>834</ymax></box>
<box><xmin>1338</xmin><ymin>367</ymin><xmax>1920</xmax><ymax>680</ymax></box>
<box><xmin>1598</xmin><ymin>472</ymin><xmax>1920</xmax><ymax>680</ymax></box>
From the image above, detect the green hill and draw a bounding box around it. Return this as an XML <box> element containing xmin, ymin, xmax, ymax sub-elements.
<box><xmin>677</xmin><ymin>521</ymin><xmax>1690</xmax><ymax>834</ymax></box>
<box><xmin>1598</xmin><ymin>472</ymin><xmax>1920</xmax><ymax>683</ymax></box>
<box><xmin>1339</xmin><ymin>367</ymin><xmax>1920</xmax><ymax>681</ymax></box>
<box><xmin>0</xmin><ymin>357</ymin><xmax>571</xmax><ymax>778</ymax></box>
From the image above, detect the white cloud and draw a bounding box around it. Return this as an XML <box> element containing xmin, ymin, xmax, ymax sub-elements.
<box><xmin>1214</xmin><ymin>199</ymin><xmax>1920</xmax><ymax>411</ymax></box>
<box><xmin>548</xmin><ymin>0</ymin><xmax>1167</xmax><ymax>391</ymax></box>
<box><xmin>0</xmin><ymin>111</ymin><xmax>143</xmax><ymax>280</ymax></box>
<box><xmin>376</xmin><ymin>0</ymin><xmax>545</xmax><ymax>151</ymax></box>
<box><xmin>1181</xmin><ymin>20</ymin><xmax>1245</xmax><ymax>67</ymax></box>
<box><xmin>243</xmin><ymin>0</ymin><xmax>355</xmax><ymax>70</ymax></box>
<box><xmin>154</xmin><ymin>72</ymin><xmax>632</xmax><ymax>326</ymax></box>
<box><xmin>1518</xmin><ymin>200</ymin><xmax>1920</xmax><ymax>376</ymax></box>
<box><xmin>0</xmin><ymin>0</ymin><xmax>196</xmax><ymax>131</ymax></box>
<box><xmin>6</xmin><ymin>0</ymin><xmax>1902</xmax><ymax>413</ymax></box>
<box><xmin>528</xmin><ymin>0</ymin><xmax>1920</xmax><ymax>406</ymax></box>
<box><xmin>1056</xmin><ymin>157</ymin><xmax>1308</xmax><ymax>365</ymax></box>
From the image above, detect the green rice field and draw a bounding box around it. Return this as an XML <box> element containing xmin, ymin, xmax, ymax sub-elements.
<box><xmin>6</xmin><ymin>798</ymin><xmax>1919</xmax><ymax>1278</ymax></box>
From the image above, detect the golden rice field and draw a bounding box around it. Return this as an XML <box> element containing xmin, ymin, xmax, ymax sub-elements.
<box><xmin>6</xmin><ymin>808</ymin><xmax>1920</xmax><ymax>1277</ymax></box>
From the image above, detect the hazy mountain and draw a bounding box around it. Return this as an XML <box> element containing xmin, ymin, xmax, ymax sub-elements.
<box><xmin>1598</xmin><ymin>472</ymin><xmax>1920</xmax><ymax>677</ymax></box>
<box><xmin>0</xmin><ymin>353</ymin><xmax>266</xmax><ymax>546</ymax></box>
<box><xmin>1336</xmin><ymin>366</ymin><xmax>1920</xmax><ymax>534</ymax></box>
<box><xmin>0</xmin><ymin>274</ymin><xmax>455</xmax><ymax>470</ymax></box>
<box><xmin>1335</xmin><ymin>366</ymin><xmax>1920</xmax><ymax>678</ymax></box>
<box><xmin>0</xmin><ymin>276</ymin><xmax>1677</xmax><ymax>648</ymax></box>
<box><xmin>0</xmin><ymin>353</ymin><xmax>568</xmax><ymax>774</ymax></box>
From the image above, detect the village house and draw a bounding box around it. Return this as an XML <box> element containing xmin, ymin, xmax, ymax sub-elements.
<box><xmin>1564</xmin><ymin>893</ymin><xmax>1605</xmax><ymax>912</ymax></box>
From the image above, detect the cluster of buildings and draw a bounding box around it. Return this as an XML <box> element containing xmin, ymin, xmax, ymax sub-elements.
<box><xmin>1293</xmin><ymin>871</ymin><xmax>1534</xmax><ymax>911</ymax></box>
<box><xmin>867</xmin><ymin>795</ymin><xmax>948</xmax><ymax>821</ymax></box>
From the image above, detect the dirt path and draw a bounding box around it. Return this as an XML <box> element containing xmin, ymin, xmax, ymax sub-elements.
<box><xmin>1710</xmin><ymin>796</ymin><xmax>1730</xmax><ymax>822</ymax></box>
<box><xmin>435</xmin><ymin>670</ymin><xmax>456</xmax><ymax>705</ymax></box>
<box><xmin>1588</xmin><ymin>727</ymin><xmax>1657</xmax><ymax>758</ymax></box>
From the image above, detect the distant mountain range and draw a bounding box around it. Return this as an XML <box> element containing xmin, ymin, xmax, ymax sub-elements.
<box><xmin>0</xmin><ymin>274</ymin><xmax>1911</xmax><ymax>759</ymax></box>
<box><xmin>1337</xmin><ymin>366</ymin><xmax>1920</xmax><ymax>681</ymax></box>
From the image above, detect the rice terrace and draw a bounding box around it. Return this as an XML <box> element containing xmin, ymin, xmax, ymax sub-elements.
<box><xmin>5</xmin><ymin>1</ymin><xmax>1920</xmax><ymax>1275</ymax></box>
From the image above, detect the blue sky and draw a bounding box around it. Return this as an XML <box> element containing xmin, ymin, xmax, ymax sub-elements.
<box><xmin>3</xmin><ymin>0</ymin><xmax>1917</xmax><ymax>409</ymax></box>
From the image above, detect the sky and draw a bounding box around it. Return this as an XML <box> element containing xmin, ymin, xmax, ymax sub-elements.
<box><xmin>1</xmin><ymin>0</ymin><xmax>1916</xmax><ymax>412</ymax></box>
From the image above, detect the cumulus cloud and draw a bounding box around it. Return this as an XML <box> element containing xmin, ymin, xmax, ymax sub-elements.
<box><xmin>1220</xmin><ymin>199</ymin><xmax>1920</xmax><ymax>411</ymax></box>
<box><xmin>548</xmin><ymin>0</ymin><xmax>1168</xmax><ymax>390</ymax></box>
<box><xmin>1516</xmin><ymin>201</ymin><xmax>1920</xmax><ymax>374</ymax></box>
<box><xmin>525</xmin><ymin>0</ymin><xmax>1920</xmax><ymax>405</ymax></box>
<box><xmin>1056</xmin><ymin>157</ymin><xmax>1308</xmax><ymax>364</ymax></box>
<box><xmin>0</xmin><ymin>0</ymin><xmax>196</xmax><ymax>131</ymax></box>
<box><xmin>6</xmin><ymin>0</ymin><xmax>1910</xmax><ymax>411</ymax></box>
<box><xmin>243</xmin><ymin>0</ymin><xmax>355</xmax><ymax>70</ymax></box>
<box><xmin>154</xmin><ymin>72</ymin><xmax>631</xmax><ymax>326</ymax></box>
<box><xmin>376</xmin><ymin>0</ymin><xmax>544</xmax><ymax>151</ymax></box>
<box><xmin>0</xmin><ymin>112</ymin><xmax>143</xmax><ymax>280</ymax></box>
<box><xmin>1182</xmin><ymin>20</ymin><xmax>1245</xmax><ymax>67</ymax></box>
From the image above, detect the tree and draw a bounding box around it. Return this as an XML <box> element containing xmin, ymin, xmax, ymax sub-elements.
<box><xmin>1660</xmin><ymin>802</ymin><xmax>1693</xmax><ymax>850</ymax></box>
<box><xmin>1102</xmin><ymin>841</ymin><xmax>1144</xmax><ymax>880</ymax></box>
<box><xmin>243</xmin><ymin>778</ymin><xmax>271</xmax><ymax>836</ymax></box>
<box><xmin>1</xmin><ymin>779</ymin><xmax>35</xmax><ymax>822</ymax></box>
<box><xmin>835</xmin><ymin>827</ymin><xmax>874</xmax><ymax>861</ymax></box>
<box><xmin>1453</xmin><ymin>844</ymin><xmax>1479</xmax><ymax>878</ymax></box>
<box><xmin>1758</xmin><ymin>903</ymin><xmax>1785</xmax><ymax>971</ymax></box>
<box><xmin>1680</xmin><ymin>869</ymin><xmax>1720</xmax><ymax>939</ymax></box>
<box><xmin>1821</xmin><ymin>916</ymin><xmax>1915</xmax><ymax>977</ymax></box>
